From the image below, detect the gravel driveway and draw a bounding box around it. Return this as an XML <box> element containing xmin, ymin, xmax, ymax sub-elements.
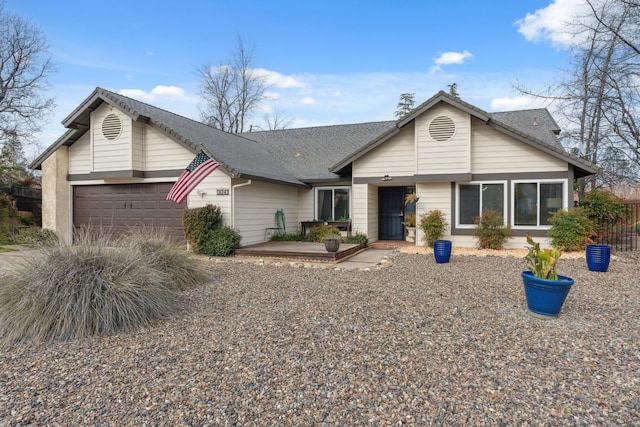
<box><xmin>1</xmin><ymin>251</ymin><xmax>639</xmax><ymax>426</ymax></box>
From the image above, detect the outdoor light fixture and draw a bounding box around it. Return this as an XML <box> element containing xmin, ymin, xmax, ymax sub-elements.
<box><xmin>381</xmin><ymin>174</ymin><xmax>392</xmax><ymax>181</ymax></box>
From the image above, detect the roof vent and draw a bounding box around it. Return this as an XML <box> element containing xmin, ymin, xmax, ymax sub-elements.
<box><xmin>428</xmin><ymin>115</ymin><xmax>456</xmax><ymax>142</ymax></box>
<box><xmin>102</xmin><ymin>113</ymin><xmax>122</xmax><ymax>140</ymax></box>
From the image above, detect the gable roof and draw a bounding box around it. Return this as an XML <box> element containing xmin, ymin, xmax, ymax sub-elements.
<box><xmin>331</xmin><ymin>91</ymin><xmax>598</xmax><ymax>178</ymax></box>
<box><xmin>32</xmin><ymin>88</ymin><xmax>598</xmax><ymax>184</ymax></box>
<box><xmin>31</xmin><ymin>87</ymin><xmax>307</xmax><ymax>187</ymax></box>
<box><xmin>240</xmin><ymin>121</ymin><xmax>396</xmax><ymax>181</ymax></box>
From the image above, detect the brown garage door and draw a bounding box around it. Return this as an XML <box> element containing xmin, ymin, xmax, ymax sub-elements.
<box><xmin>73</xmin><ymin>183</ymin><xmax>185</xmax><ymax>239</ymax></box>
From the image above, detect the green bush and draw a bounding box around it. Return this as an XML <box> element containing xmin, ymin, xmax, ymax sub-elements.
<box><xmin>419</xmin><ymin>210</ymin><xmax>448</xmax><ymax>247</ymax></box>
<box><xmin>14</xmin><ymin>227</ymin><xmax>58</xmax><ymax>246</ymax></box>
<box><xmin>122</xmin><ymin>228</ymin><xmax>209</xmax><ymax>290</ymax></box>
<box><xmin>547</xmin><ymin>208</ymin><xmax>596</xmax><ymax>251</ymax></box>
<box><xmin>346</xmin><ymin>232</ymin><xmax>368</xmax><ymax>249</ymax></box>
<box><xmin>305</xmin><ymin>224</ymin><xmax>342</xmax><ymax>242</ymax></box>
<box><xmin>269</xmin><ymin>232</ymin><xmax>304</xmax><ymax>242</ymax></box>
<box><xmin>473</xmin><ymin>210</ymin><xmax>512</xmax><ymax>249</ymax></box>
<box><xmin>0</xmin><ymin>229</ymin><xmax>176</xmax><ymax>347</ymax></box>
<box><xmin>0</xmin><ymin>194</ymin><xmax>16</xmax><ymax>245</ymax></box>
<box><xmin>198</xmin><ymin>226</ymin><xmax>241</xmax><ymax>257</ymax></box>
<box><xmin>183</xmin><ymin>204</ymin><xmax>224</xmax><ymax>250</ymax></box>
<box><xmin>580</xmin><ymin>190</ymin><xmax>627</xmax><ymax>237</ymax></box>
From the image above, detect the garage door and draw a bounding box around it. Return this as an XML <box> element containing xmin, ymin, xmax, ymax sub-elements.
<box><xmin>73</xmin><ymin>183</ymin><xmax>185</xmax><ymax>239</ymax></box>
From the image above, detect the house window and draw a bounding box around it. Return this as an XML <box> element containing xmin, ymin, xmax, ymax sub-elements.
<box><xmin>316</xmin><ymin>187</ymin><xmax>350</xmax><ymax>221</ymax></box>
<box><xmin>457</xmin><ymin>182</ymin><xmax>506</xmax><ymax>226</ymax></box>
<box><xmin>513</xmin><ymin>181</ymin><xmax>565</xmax><ymax>227</ymax></box>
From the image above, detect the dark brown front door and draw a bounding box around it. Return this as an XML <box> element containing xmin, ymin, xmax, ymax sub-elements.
<box><xmin>73</xmin><ymin>183</ymin><xmax>185</xmax><ymax>239</ymax></box>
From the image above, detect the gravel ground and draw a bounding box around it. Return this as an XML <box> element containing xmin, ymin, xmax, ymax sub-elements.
<box><xmin>1</xmin><ymin>251</ymin><xmax>639</xmax><ymax>426</ymax></box>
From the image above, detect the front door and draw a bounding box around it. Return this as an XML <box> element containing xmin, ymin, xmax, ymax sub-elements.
<box><xmin>378</xmin><ymin>187</ymin><xmax>404</xmax><ymax>240</ymax></box>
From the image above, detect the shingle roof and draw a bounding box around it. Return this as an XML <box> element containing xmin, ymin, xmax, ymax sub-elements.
<box><xmin>240</xmin><ymin>121</ymin><xmax>396</xmax><ymax>180</ymax></box>
<box><xmin>31</xmin><ymin>87</ymin><xmax>598</xmax><ymax>182</ymax></box>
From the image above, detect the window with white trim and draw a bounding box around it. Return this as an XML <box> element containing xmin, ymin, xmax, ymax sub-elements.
<box><xmin>316</xmin><ymin>187</ymin><xmax>350</xmax><ymax>221</ymax></box>
<box><xmin>513</xmin><ymin>180</ymin><xmax>566</xmax><ymax>227</ymax></box>
<box><xmin>457</xmin><ymin>182</ymin><xmax>506</xmax><ymax>227</ymax></box>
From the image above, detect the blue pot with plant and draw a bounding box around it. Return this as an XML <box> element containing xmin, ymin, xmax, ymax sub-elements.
<box><xmin>522</xmin><ymin>234</ymin><xmax>574</xmax><ymax>318</ymax></box>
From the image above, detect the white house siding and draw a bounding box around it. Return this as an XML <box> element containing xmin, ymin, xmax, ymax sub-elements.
<box><xmin>91</xmin><ymin>104</ymin><xmax>132</xmax><ymax>171</ymax></box>
<box><xmin>68</xmin><ymin>132</ymin><xmax>91</xmax><ymax>174</ymax></box>
<box><xmin>353</xmin><ymin>123</ymin><xmax>415</xmax><ymax>178</ymax></box>
<box><xmin>143</xmin><ymin>126</ymin><xmax>194</xmax><ymax>171</ymax></box>
<box><xmin>232</xmin><ymin>181</ymin><xmax>300</xmax><ymax>245</ymax></box>
<box><xmin>186</xmin><ymin>170</ymin><xmax>232</xmax><ymax>224</ymax></box>
<box><xmin>416</xmin><ymin>104</ymin><xmax>471</xmax><ymax>175</ymax></box>
<box><xmin>367</xmin><ymin>184</ymin><xmax>379</xmax><ymax>241</ymax></box>
<box><xmin>471</xmin><ymin>118</ymin><xmax>566</xmax><ymax>173</ymax></box>
<box><xmin>298</xmin><ymin>189</ymin><xmax>315</xmax><ymax>225</ymax></box>
<box><xmin>351</xmin><ymin>183</ymin><xmax>369</xmax><ymax>237</ymax></box>
<box><xmin>131</xmin><ymin>121</ymin><xmax>145</xmax><ymax>170</ymax></box>
<box><xmin>415</xmin><ymin>182</ymin><xmax>451</xmax><ymax>246</ymax></box>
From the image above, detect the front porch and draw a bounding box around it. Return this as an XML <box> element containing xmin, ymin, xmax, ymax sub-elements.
<box><xmin>234</xmin><ymin>240</ymin><xmax>412</xmax><ymax>262</ymax></box>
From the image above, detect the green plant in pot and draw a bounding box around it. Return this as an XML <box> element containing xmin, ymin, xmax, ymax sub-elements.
<box><xmin>403</xmin><ymin>213</ymin><xmax>417</xmax><ymax>242</ymax></box>
<box><xmin>419</xmin><ymin>209</ymin><xmax>451</xmax><ymax>263</ymax></box>
<box><xmin>521</xmin><ymin>234</ymin><xmax>574</xmax><ymax>318</ymax></box>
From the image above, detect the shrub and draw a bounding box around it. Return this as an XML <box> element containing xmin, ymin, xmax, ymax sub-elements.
<box><xmin>419</xmin><ymin>210</ymin><xmax>448</xmax><ymax>247</ymax></box>
<box><xmin>197</xmin><ymin>225</ymin><xmax>241</xmax><ymax>257</ymax></box>
<box><xmin>473</xmin><ymin>210</ymin><xmax>512</xmax><ymax>249</ymax></box>
<box><xmin>547</xmin><ymin>208</ymin><xmax>596</xmax><ymax>251</ymax></box>
<box><xmin>14</xmin><ymin>227</ymin><xmax>58</xmax><ymax>246</ymax></box>
<box><xmin>269</xmin><ymin>232</ymin><xmax>303</xmax><ymax>242</ymax></box>
<box><xmin>580</xmin><ymin>190</ymin><xmax>627</xmax><ymax>238</ymax></box>
<box><xmin>305</xmin><ymin>224</ymin><xmax>342</xmax><ymax>243</ymax></box>
<box><xmin>0</xmin><ymin>194</ymin><xmax>16</xmax><ymax>245</ymax></box>
<box><xmin>347</xmin><ymin>232</ymin><xmax>368</xmax><ymax>249</ymax></box>
<box><xmin>183</xmin><ymin>204</ymin><xmax>224</xmax><ymax>250</ymax></box>
<box><xmin>0</xmin><ymin>228</ymin><xmax>176</xmax><ymax>347</ymax></box>
<box><xmin>122</xmin><ymin>228</ymin><xmax>209</xmax><ymax>290</ymax></box>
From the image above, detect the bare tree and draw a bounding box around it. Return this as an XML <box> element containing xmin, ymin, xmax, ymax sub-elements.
<box><xmin>197</xmin><ymin>37</ymin><xmax>268</xmax><ymax>133</ymax></box>
<box><xmin>515</xmin><ymin>0</ymin><xmax>640</xmax><ymax>195</ymax></box>
<box><xmin>0</xmin><ymin>2</ymin><xmax>55</xmax><ymax>143</ymax></box>
<box><xmin>394</xmin><ymin>93</ymin><xmax>415</xmax><ymax>118</ymax></box>
<box><xmin>262</xmin><ymin>106</ymin><xmax>294</xmax><ymax>131</ymax></box>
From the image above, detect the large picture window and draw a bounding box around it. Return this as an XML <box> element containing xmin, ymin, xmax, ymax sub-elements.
<box><xmin>513</xmin><ymin>181</ymin><xmax>565</xmax><ymax>227</ymax></box>
<box><xmin>457</xmin><ymin>182</ymin><xmax>506</xmax><ymax>226</ymax></box>
<box><xmin>316</xmin><ymin>187</ymin><xmax>350</xmax><ymax>221</ymax></box>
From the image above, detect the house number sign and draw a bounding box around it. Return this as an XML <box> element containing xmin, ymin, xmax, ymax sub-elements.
<box><xmin>216</xmin><ymin>188</ymin><xmax>230</xmax><ymax>196</ymax></box>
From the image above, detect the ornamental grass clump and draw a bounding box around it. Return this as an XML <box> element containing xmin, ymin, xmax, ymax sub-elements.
<box><xmin>122</xmin><ymin>227</ymin><xmax>209</xmax><ymax>290</ymax></box>
<box><xmin>0</xmin><ymin>228</ymin><xmax>177</xmax><ymax>347</ymax></box>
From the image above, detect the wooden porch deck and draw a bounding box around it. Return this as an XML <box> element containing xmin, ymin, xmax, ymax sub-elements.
<box><xmin>233</xmin><ymin>240</ymin><xmax>413</xmax><ymax>263</ymax></box>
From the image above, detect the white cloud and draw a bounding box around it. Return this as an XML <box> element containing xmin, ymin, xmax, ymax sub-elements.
<box><xmin>435</xmin><ymin>50</ymin><xmax>473</xmax><ymax>66</ymax></box>
<box><xmin>491</xmin><ymin>96</ymin><xmax>548</xmax><ymax>111</ymax></box>
<box><xmin>515</xmin><ymin>0</ymin><xmax>589</xmax><ymax>48</ymax></box>
<box><xmin>430</xmin><ymin>50</ymin><xmax>473</xmax><ymax>73</ymax></box>
<box><xmin>119</xmin><ymin>88</ymin><xmax>155</xmax><ymax>101</ymax></box>
<box><xmin>252</xmin><ymin>68</ymin><xmax>306</xmax><ymax>89</ymax></box>
<box><xmin>299</xmin><ymin>97</ymin><xmax>315</xmax><ymax>105</ymax></box>
<box><xmin>332</xmin><ymin>90</ymin><xmax>342</xmax><ymax>97</ymax></box>
<box><xmin>151</xmin><ymin>85</ymin><xmax>185</xmax><ymax>97</ymax></box>
<box><xmin>264</xmin><ymin>91</ymin><xmax>280</xmax><ymax>100</ymax></box>
<box><xmin>119</xmin><ymin>85</ymin><xmax>185</xmax><ymax>101</ymax></box>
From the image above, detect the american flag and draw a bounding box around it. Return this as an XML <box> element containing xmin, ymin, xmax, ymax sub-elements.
<box><xmin>166</xmin><ymin>150</ymin><xmax>220</xmax><ymax>204</ymax></box>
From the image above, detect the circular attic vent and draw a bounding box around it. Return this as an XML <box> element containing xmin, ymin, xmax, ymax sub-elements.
<box><xmin>428</xmin><ymin>115</ymin><xmax>456</xmax><ymax>142</ymax></box>
<box><xmin>101</xmin><ymin>113</ymin><xmax>122</xmax><ymax>140</ymax></box>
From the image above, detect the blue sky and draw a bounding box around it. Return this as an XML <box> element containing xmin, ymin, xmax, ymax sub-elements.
<box><xmin>5</xmin><ymin>0</ymin><xmax>589</xmax><ymax>158</ymax></box>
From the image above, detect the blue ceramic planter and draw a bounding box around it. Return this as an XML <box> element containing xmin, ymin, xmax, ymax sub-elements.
<box><xmin>586</xmin><ymin>244</ymin><xmax>610</xmax><ymax>272</ymax></box>
<box><xmin>433</xmin><ymin>239</ymin><xmax>452</xmax><ymax>264</ymax></box>
<box><xmin>521</xmin><ymin>271</ymin><xmax>574</xmax><ymax>318</ymax></box>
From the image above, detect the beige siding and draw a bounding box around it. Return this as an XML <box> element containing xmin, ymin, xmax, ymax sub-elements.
<box><xmin>352</xmin><ymin>183</ymin><xmax>369</xmax><ymax>236</ymax></box>
<box><xmin>131</xmin><ymin>121</ymin><xmax>145</xmax><ymax>170</ymax></box>
<box><xmin>416</xmin><ymin>104</ymin><xmax>470</xmax><ymax>175</ymax></box>
<box><xmin>91</xmin><ymin>104</ymin><xmax>132</xmax><ymax>171</ymax></box>
<box><xmin>187</xmin><ymin>169</ymin><xmax>233</xmax><ymax>215</ymax></box>
<box><xmin>144</xmin><ymin>126</ymin><xmax>194</xmax><ymax>170</ymax></box>
<box><xmin>353</xmin><ymin>123</ymin><xmax>414</xmax><ymax>177</ymax></box>
<box><xmin>415</xmin><ymin>182</ymin><xmax>452</xmax><ymax>246</ymax></box>
<box><xmin>41</xmin><ymin>148</ymin><xmax>72</xmax><ymax>242</ymax></box>
<box><xmin>233</xmin><ymin>181</ymin><xmax>300</xmax><ymax>245</ymax></box>
<box><xmin>68</xmin><ymin>132</ymin><xmax>91</xmax><ymax>174</ymax></box>
<box><xmin>367</xmin><ymin>184</ymin><xmax>379</xmax><ymax>241</ymax></box>
<box><xmin>471</xmin><ymin>118</ymin><xmax>566</xmax><ymax>173</ymax></box>
<box><xmin>298</xmin><ymin>189</ymin><xmax>315</xmax><ymax>225</ymax></box>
